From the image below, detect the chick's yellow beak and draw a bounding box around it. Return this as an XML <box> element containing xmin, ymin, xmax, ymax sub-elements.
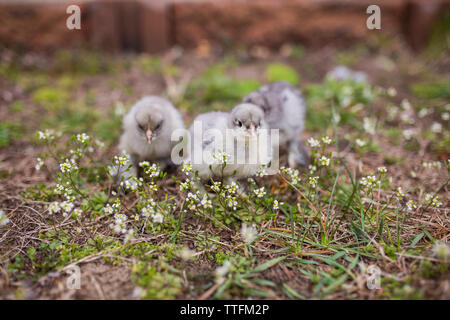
<box><xmin>248</xmin><ymin>122</ymin><xmax>256</xmax><ymax>136</ymax></box>
<box><xmin>146</xmin><ymin>123</ymin><xmax>153</xmax><ymax>143</ymax></box>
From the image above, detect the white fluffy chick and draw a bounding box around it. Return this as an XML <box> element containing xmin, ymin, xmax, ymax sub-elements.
<box><xmin>243</xmin><ymin>81</ymin><xmax>308</xmax><ymax>167</ymax></box>
<box><xmin>118</xmin><ymin>96</ymin><xmax>184</xmax><ymax>178</ymax></box>
<box><xmin>187</xmin><ymin>103</ymin><xmax>272</xmax><ymax>188</ymax></box>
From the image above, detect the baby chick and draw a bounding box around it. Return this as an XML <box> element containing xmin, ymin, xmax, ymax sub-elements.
<box><xmin>187</xmin><ymin>103</ymin><xmax>272</xmax><ymax>189</ymax></box>
<box><xmin>118</xmin><ymin>96</ymin><xmax>184</xmax><ymax>179</ymax></box>
<box><xmin>243</xmin><ymin>81</ymin><xmax>308</xmax><ymax>167</ymax></box>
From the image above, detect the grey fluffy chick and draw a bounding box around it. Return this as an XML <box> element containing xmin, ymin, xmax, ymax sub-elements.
<box><xmin>243</xmin><ymin>81</ymin><xmax>308</xmax><ymax>167</ymax></box>
<box><xmin>118</xmin><ymin>96</ymin><xmax>184</xmax><ymax>179</ymax></box>
<box><xmin>187</xmin><ymin>103</ymin><xmax>272</xmax><ymax>187</ymax></box>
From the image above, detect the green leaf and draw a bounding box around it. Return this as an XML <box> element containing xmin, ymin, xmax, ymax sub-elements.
<box><xmin>409</xmin><ymin>232</ymin><xmax>424</xmax><ymax>249</ymax></box>
<box><xmin>252</xmin><ymin>256</ymin><xmax>286</xmax><ymax>273</ymax></box>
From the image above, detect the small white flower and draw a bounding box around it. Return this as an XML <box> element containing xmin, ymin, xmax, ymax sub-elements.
<box><xmin>321</xmin><ymin>136</ymin><xmax>332</xmax><ymax>145</ymax></box>
<box><xmin>60</xmin><ymin>158</ymin><xmax>78</xmax><ymax>174</ymax></box>
<box><xmin>377</xmin><ymin>166</ymin><xmax>387</xmax><ymax>174</ymax></box>
<box><xmin>431</xmin><ymin>122</ymin><xmax>442</xmax><ymax>133</ymax></box>
<box><xmin>0</xmin><ymin>209</ymin><xmax>10</xmax><ymax>226</ymax></box>
<box><xmin>124</xmin><ymin>229</ymin><xmax>134</xmax><ymax>243</ymax></box>
<box><xmin>181</xmin><ymin>162</ymin><xmax>192</xmax><ymax>175</ymax></box>
<box><xmin>114</xmin><ymin>101</ymin><xmax>126</xmax><ymax>117</ymax></box>
<box><xmin>227</xmin><ymin>197</ymin><xmax>238</xmax><ymax>211</ymax></box>
<box><xmin>360</xmin><ymin>175</ymin><xmax>378</xmax><ymax>189</ymax></box>
<box><xmin>432</xmin><ymin>242</ymin><xmax>450</xmax><ymax>259</ymax></box>
<box><xmin>401</xmin><ymin>99</ymin><xmax>412</xmax><ymax>110</ymax></box>
<box><xmin>36</xmin><ymin>129</ymin><xmax>55</xmax><ymax>141</ymax></box>
<box><xmin>442</xmin><ymin>112</ymin><xmax>449</xmax><ymax>121</ymax></box>
<box><xmin>113</xmin><ymin>151</ymin><xmax>131</xmax><ymax>167</ymax></box>
<box><xmin>418</xmin><ymin>108</ymin><xmax>431</xmax><ymax>118</ymax></box>
<box><xmin>424</xmin><ymin>193</ymin><xmax>442</xmax><ymax>208</ymax></box>
<box><xmin>240</xmin><ymin>224</ymin><xmax>258</xmax><ymax>244</ymax></box>
<box><xmin>308</xmin><ymin>165</ymin><xmax>317</xmax><ymax>174</ymax></box>
<box><xmin>319</xmin><ymin>156</ymin><xmax>330</xmax><ymax>167</ymax></box>
<box><xmin>309</xmin><ymin>176</ymin><xmax>319</xmax><ymax>188</ymax></box>
<box><xmin>406</xmin><ymin>200</ymin><xmax>417</xmax><ymax>211</ymax></box>
<box><xmin>179</xmin><ymin>247</ymin><xmax>195</xmax><ymax>261</ymax></box>
<box><xmin>215</xmin><ymin>261</ymin><xmax>231</xmax><ymax>282</ymax></box>
<box><xmin>387</xmin><ymin>87</ymin><xmax>397</xmax><ymax>97</ymax></box>
<box><xmin>253</xmin><ymin>187</ymin><xmax>266</xmax><ymax>198</ymax></box>
<box><xmin>76</xmin><ymin>133</ymin><xmax>90</xmax><ymax>144</ymax></box>
<box><xmin>363</xmin><ymin>117</ymin><xmax>376</xmax><ymax>135</ymax></box>
<box><xmin>307</xmin><ymin>137</ymin><xmax>321</xmax><ymax>148</ymax></box>
<box><xmin>35</xmin><ymin>157</ymin><xmax>44</xmax><ymax>171</ymax></box>
<box><xmin>152</xmin><ymin>212</ymin><xmax>164</xmax><ymax>224</ymax></box>
<box><xmin>396</xmin><ymin>187</ymin><xmax>405</xmax><ymax>201</ymax></box>
<box><xmin>48</xmin><ymin>202</ymin><xmax>61</xmax><ymax>215</ymax></box>
<box><xmin>200</xmin><ymin>195</ymin><xmax>212</xmax><ymax>209</ymax></box>
<box><xmin>213</xmin><ymin>151</ymin><xmax>231</xmax><ymax>164</ymax></box>
<box><xmin>273</xmin><ymin>200</ymin><xmax>283</xmax><ymax>211</ymax></box>
<box><xmin>281</xmin><ymin>167</ymin><xmax>300</xmax><ymax>184</ymax></box>
<box><xmin>355</xmin><ymin>138</ymin><xmax>367</xmax><ymax>147</ymax></box>
<box><xmin>211</xmin><ymin>181</ymin><xmax>222</xmax><ymax>193</ymax></box>
<box><xmin>402</xmin><ymin>129</ymin><xmax>415</xmax><ymax>140</ymax></box>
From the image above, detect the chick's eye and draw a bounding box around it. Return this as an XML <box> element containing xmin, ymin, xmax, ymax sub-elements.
<box><xmin>236</xmin><ymin>120</ymin><xmax>242</xmax><ymax>127</ymax></box>
<box><xmin>138</xmin><ymin>124</ymin><xmax>145</xmax><ymax>131</ymax></box>
<box><xmin>155</xmin><ymin>122</ymin><xmax>162</xmax><ymax>130</ymax></box>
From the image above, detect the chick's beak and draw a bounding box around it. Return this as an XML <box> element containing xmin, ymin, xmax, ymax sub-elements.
<box><xmin>146</xmin><ymin>123</ymin><xmax>153</xmax><ymax>144</ymax></box>
<box><xmin>248</xmin><ymin>122</ymin><xmax>256</xmax><ymax>136</ymax></box>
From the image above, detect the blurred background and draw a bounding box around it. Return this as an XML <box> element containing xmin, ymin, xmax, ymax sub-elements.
<box><xmin>0</xmin><ymin>0</ymin><xmax>449</xmax><ymax>53</ymax></box>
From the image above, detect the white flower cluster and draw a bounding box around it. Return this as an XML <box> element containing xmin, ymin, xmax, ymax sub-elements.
<box><xmin>181</xmin><ymin>161</ymin><xmax>192</xmax><ymax>175</ymax></box>
<box><xmin>76</xmin><ymin>133</ymin><xmax>90</xmax><ymax>144</ymax></box>
<box><xmin>406</xmin><ymin>200</ymin><xmax>417</xmax><ymax>211</ymax></box>
<box><xmin>35</xmin><ymin>157</ymin><xmax>44</xmax><ymax>171</ymax></box>
<box><xmin>120</xmin><ymin>177</ymin><xmax>143</xmax><ymax>192</ymax></box>
<box><xmin>110</xmin><ymin>213</ymin><xmax>128</xmax><ymax>234</ymax></box>
<box><xmin>360</xmin><ymin>175</ymin><xmax>379</xmax><ymax>189</ymax></box>
<box><xmin>377</xmin><ymin>166</ymin><xmax>387</xmax><ymax>174</ymax></box>
<box><xmin>215</xmin><ymin>261</ymin><xmax>231</xmax><ymax>283</ymax></box>
<box><xmin>431</xmin><ymin>122</ymin><xmax>442</xmax><ymax>133</ymax></box>
<box><xmin>432</xmin><ymin>242</ymin><xmax>450</xmax><ymax>260</ymax></box>
<box><xmin>256</xmin><ymin>165</ymin><xmax>268</xmax><ymax>177</ymax></box>
<box><xmin>253</xmin><ymin>186</ymin><xmax>266</xmax><ymax>198</ymax></box>
<box><xmin>424</xmin><ymin>193</ymin><xmax>442</xmax><ymax>208</ymax></box>
<box><xmin>319</xmin><ymin>156</ymin><xmax>330</xmax><ymax>167</ymax></box>
<box><xmin>402</xmin><ymin>129</ymin><xmax>415</xmax><ymax>140</ymax></box>
<box><xmin>396</xmin><ymin>187</ymin><xmax>405</xmax><ymax>201</ymax></box>
<box><xmin>140</xmin><ymin>200</ymin><xmax>164</xmax><ymax>224</ymax></box>
<box><xmin>113</xmin><ymin>151</ymin><xmax>131</xmax><ymax>167</ymax></box>
<box><xmin>37</xmin><ymin>129</ymin><xmax>57</xmax><ymax>141</ymax></box>
<box><xmin>307</xmin><ymin>137</ymin><xmax>321</xmax><ymax>148</ymax></box>
<box><xmin>180</xmin><ymin>178</ymin><xmax>194</xmax><ymax>192</ymax></box>
<box><xmin>0</xmin><ymin>209</ymin><xmax>10</xmax><ymax>226</ymax></box>
<box><xmin>103</xmin><ymin>201</ymin><xmax>121</xmax><ymax>215</ymax></box>
<box><xmin>186</xmin><ymin>192</ymin><xmax>212</xmax><ymax>211</ymax></box>
<box><xmin>60</xmin><ymin>158</ymin><xmax>78</xmax><ymax>174</ymax></box>
<box><xmin>363</xmin><ymin>117</ymin><xmax>376</xmax><ymax>135</ymax></box>
<box><xmin>211</xmin><ymin>181</ymin><xmax>222</xmax><ymax>193</ymax></box>
<box><xmin>355</xmin><ymin>138</ymin><xmax>367</xmax><ymax>147</ymax></box>
<box><xmin>321</xmin><ymin>136</ymin><xmax>332</xmax><ymax>145</ymax></box>
<box><xmin>422</xmin><ymin>161</ymin><xmax>441</xmax><ymax>170</ymax></box>
<box><xmin>240</xmin><ymin>224</ymin><xmax>258</xmax><ymax>244</ymax></box>
<box><xmin>47</xmin><ymin>201</ymin><xmax>75</xmax><ymax>217</ymax></box>
<box><xmin>213</xmin><ymin>151</ymin><xmax>231</xmax><ymax>165</ymax></box>
<box><xmin>281</xmin><ymin>167</ymin><xmax>300</xmax><ymax>184</ymax></box>
<box><xmin>309</xmin><ymin>176</ymin><xmax>319</xmax><ymax>188</ymax></box>
<box><xmin>272</xmin><ymin>200</ymin><xmax>283</xmax><ymax>211</ymax></box>
<box><xmin>139</xmin><ymin>161</ymin><xmax>160</xmax><ymax>178</ymax></box>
